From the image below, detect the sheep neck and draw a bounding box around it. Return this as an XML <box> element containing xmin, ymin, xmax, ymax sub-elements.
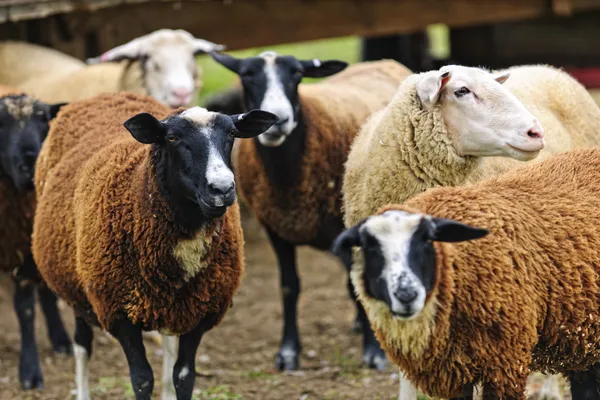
<box><xmin>254</xmin><ymin>111</ymin><xmax>306</xmax><ymax>189</ymax></box>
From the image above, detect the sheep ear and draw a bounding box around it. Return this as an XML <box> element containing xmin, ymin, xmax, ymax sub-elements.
<box><xmin>210</xmin><ymin>52</ymin><xmax>242</xmax><ymax>73</ymax></box>
<box><xmin>300</xmin><ymin>59</ymin><xmax>348</xmax><ymax>78</ymax></box>
<box><xmin>493</xmin><ymin>72</ymin><xmax>511</xmax><ymax>84</ymax></box>
<box><xmin>190</xmin><ymin>38</ymin><xmax>225</xmax><ymax>55</ymax></box>
<box><xmin>123</xmin><ymin>112</ymin><xmax>166</xmax><ymax>144</ymax></box>
<box><xmin>47</xmin><ymin>102</ymin><xmax>67</xmax><ymax>120</ymax></box>
<box><xmin>87</xmin><ymin>37</ymin><xmax>145</xmax><ymax>64</ymax></box>
<box><xmin>427</xmin><ymin>217</ymin><xmax>488</xmax><ymax>243</ymax></box>
<box><xmin>417</xmin><ymin>71</ymin><xmax>452</xmax><ymax>108</ymax></box>
<box><xmin>230</xmin><ymin>110</ymin><xmax>279</xmax><ymax>138</ymax></box>
<box><xmin>331</xmin><ymin>220</ymin><xmax>365</xmax><ymax>271</ymax></box>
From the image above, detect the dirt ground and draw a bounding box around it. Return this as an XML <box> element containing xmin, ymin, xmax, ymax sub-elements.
<box><xmin>0</xmin><ymin>210</ymin><xmax>572</xmax><ymax>400</ymax></box>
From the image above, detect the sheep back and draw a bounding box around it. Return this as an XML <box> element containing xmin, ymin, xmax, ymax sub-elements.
<box><xmin>353</xmin><ymin>148</ymin><xmax>600</xmax><ymax>398</ymax></box>
<box><xmin>236</xmin><ymin>60</ymin><xmax>411</xmax><ymax>244</ymax></box>
<box><xmin>33</xmin><ymin>92</ymin><xmax>244</xmax><ymax>334</ymax></box>
<box><xmin>343</xmin><ymin>65</ymin><xmax>600</xmax><ymax>229</ymax></box>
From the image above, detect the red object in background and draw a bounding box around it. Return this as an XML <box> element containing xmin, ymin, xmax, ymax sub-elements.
<box><xmin>566</xmin><ymin>68</ymin><xmax>600</xmax><ymax>89</ymax></box>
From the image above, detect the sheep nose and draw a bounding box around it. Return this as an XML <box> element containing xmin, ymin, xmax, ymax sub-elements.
<box><xmin>527</xmin><ymin>120</ymin><xmax>544</xmax><ymax>140</ymax></box>
<box><xmin>208</xmin><ymin>181</ymin><xmax>235</xmax><ymax>197</ymax></box>
<box><xmin>395</xmin><ymin>287</ymin><xmax>418</xmax><ymax>304</ymax></box>
<box><xmin>171</xmin><ymin>88</ymin><xmax>191</xmax><ymax>103</ymax></box>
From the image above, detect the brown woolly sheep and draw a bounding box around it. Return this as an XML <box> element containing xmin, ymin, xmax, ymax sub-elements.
<box><xmin>31</xmin><ymin>92</ymin><xmax>278</xmax><ymax>400</ymax></box>
<box><xmin>0</xmin><ymin>86</ymin><xmax>69</xmax><ymax>390</ymax></box>
<box><xmin>209</xmin><ymin>51</ymin><xmax>412</xmax><ymax>371</ymax></box>
<box><xmin>333</xmin><ymin>147</ymin><xmax>600</xmax><ymax>400</ymax></box>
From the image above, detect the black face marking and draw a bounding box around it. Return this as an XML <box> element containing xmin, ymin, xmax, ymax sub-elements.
<box><xmin>0</xmin><ymin>95</ymin><xmax>64</xmax><ymax>192</ymax></box>
<box><xmin>361</xmin><ymin>231</ymin><xmax>393</xmax><ymax>307</ymax></box>
<box><xmin>406</xmin><ymin>219</ymin><xmax>437</xmax><ymax>295</ymax></box>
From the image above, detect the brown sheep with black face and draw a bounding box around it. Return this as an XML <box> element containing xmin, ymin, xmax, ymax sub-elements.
<box><xmin>334</xmin><ymin>148</ymin><xmax>600</xmax><ymax>400</ymax></box>
<box><xmin>210</xmin><ymin>51</ymin><xmax>412</xmax><ymax>371</ymax></box>
<box><xmin>0</xmin><ymin>85</ymin><xmax>69</xmax><ymax>390</ymax></box>
<box><xmin>31</xmin><ymin>92</ymin><xmax>278</xmax><ymax>400</ymax></box>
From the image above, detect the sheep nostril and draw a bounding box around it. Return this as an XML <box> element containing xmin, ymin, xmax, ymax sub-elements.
<box><xmin>527</xmin><ymin>129</ymin><xmax>543</xmax><ymax>140</ymax></box>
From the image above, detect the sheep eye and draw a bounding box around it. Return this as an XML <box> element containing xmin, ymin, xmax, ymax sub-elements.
<box><xmin>454</xmin><ymin>87</ymin><xmax>471</xmax><ymax>98</ymax></box>
<box><xmin>166</xmin><ymin>134</ymin><xmax>177</xmax><ymax>142</ymax></box>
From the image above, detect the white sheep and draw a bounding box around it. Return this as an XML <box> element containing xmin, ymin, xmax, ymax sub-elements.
<box><xmin>342</xmin><ymin>64</ymin><xmax>600</xmax><ymax>399</ymax></box>
<box><xmin>0</xmin><ymin>29</ymin><xmax>223</xmax><ymax>108</ymax></box>
<box><xmin>333</xmin><ymin>147</ymin><xmax>600</xmax><ymax>400</ymax></box>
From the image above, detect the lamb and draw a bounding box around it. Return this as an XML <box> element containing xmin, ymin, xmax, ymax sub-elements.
<box><xmin>333</xmin><ymin>147</ymin><xmax>600</xmax><ymax>400</ymax></box>
<box><xmin>31</xmin><ymin>92</ymin><xmax>278</xmax><ymax>400</ymax></box>
<box><xmin>209</xmin><ymin>50</ymin><xmax>412</xmax><ymax>371</ymax></box>
<box><xmin>0</xmin><ymin>86</ymin><xmax>69</xmax><ymax>390</ymax></box>
<box><xmin>341</xmin><ymin>64</ymin><xmax>600</xmax><ymax>399</ymax></box>
<box><xmin>0</xmin><ymin>29</ymin><xmax>224</xmax><ymax>108</ymax></box>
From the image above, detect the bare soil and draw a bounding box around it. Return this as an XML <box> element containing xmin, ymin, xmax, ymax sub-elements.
<box><xmin>0</xmin><ymin>211</ymin><xmax>571</xmax><ymax>400</ymax></box>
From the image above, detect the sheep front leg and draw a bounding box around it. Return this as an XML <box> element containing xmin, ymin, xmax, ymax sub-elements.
<box><xmin>172</xmin><ymin>320</ymin><xmax>211</xmax><ymax>400</ymax></box>
<box><xmin>13</xmin><ymin>277</ymin><xmax>43</xmax><ymax>389</ymax></box>
<box><xmin>266</xmin><ymin>228</ymin><xmax>302</xmax><ymax>371</ymax></box>
<box><xmin>74</xmin><ymin>315</ymin><xmax>94</xmax><ymax>400</ymax></box>
<box><xmin>110</xmin><ymin>319</ymin><xmax>154</xmax><ymax>400</ymax></box>
<box><xmin>38</xmin><ymin>283</ymin><xmax>72</xmax><ymax>354</ymax></box>
<box><xmin>568</xmin><ymin>368</ymin><xmax>600</xmax><ymax>400</ymax></box>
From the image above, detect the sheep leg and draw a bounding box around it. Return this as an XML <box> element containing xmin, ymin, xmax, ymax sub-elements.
<box><xmin>38</xmin><ymin>283</ymin><xmax>72</xmax><ymax>355</ymax></box>
<box><xmin>160</xmin><ymin>335</ymin><xmax>178</xmax><ymax>400</ymax></box>
<box><xmin>13</xmin><ymin>277</ymin><xmax>43</xmax><ymax>390</ymax></box>
<box><xmin>172</xmin><ymin>320</ymin><xmax>212</xmax><ymax>400</ymax></box>
<box><xmin>267</xmin><ymin>228</ymin><xmax>302</xmax><ymax>371</ymax></box>
<box><xmin>74</xmin><ymin>315</ymin><xmax>94</xmax><ymax>400</ymax></box>
<box><xmin>569</xmin><ymin>369</ymin><xmax>600</xmax><ymax>400</ymax></box>
<box><xmin>354</xmin><ymin>280</ymin><xmax>387</xmax><ymax>371</ymax></box>
<box><xmin>110</xmin><ymin>319</ymin><xmax>154</xmax><ymax>400</ymax></box>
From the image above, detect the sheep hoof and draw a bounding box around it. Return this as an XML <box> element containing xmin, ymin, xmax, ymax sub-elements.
<box><xmin>363</xmin><ymin>346</ymin><xmax>387</xmax><ymax>371</ymax></box>
<box><xmin>20</xmin><ymin>369</ymin><xmax>44</xmax><ymax>390</ymax></box>
<box><xmin>275</xmin><ymin>348</ymin><xmax>299</xmax><ymax>371</ymax></box>
<box><xmin>50</xmin><ymin>333</ymin><xmax>73</xmax><ymax>355</ymax></box>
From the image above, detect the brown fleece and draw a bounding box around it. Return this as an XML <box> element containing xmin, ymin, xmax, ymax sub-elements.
<box><xmin>0</xmin><ymin>87</ymin><xmax>37</xmax><ymax>275</ymax></box>
<box><xmin>32</xmin><ymin>92</ymin><xmax>244</xmax><ymax>334</ymax></box>
<box><xmin>353</xmin><ymin>148</ymin><xmax>600</xmax><ymax>399</ymax></box>
<box><xmin>236</xmin><ymin>60</ymin><xmax>411</xmax><ymax>244</ymax></box>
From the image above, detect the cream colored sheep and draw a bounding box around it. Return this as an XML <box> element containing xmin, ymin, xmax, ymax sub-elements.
<box><xmin>0</xmin><ymin>29</ymin><xmax>223</xmax><ymax>108</ymax></box>
<box><xmin>342</xmin><ymin>64</ymin><xmax>600</xmax><ymax>400</ymax></box>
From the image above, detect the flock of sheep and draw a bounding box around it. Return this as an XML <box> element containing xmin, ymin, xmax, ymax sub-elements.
<box><xmin>1</xmin><ymin>26</ymin><xmax>600</xmax><ymax>400</ymax></box>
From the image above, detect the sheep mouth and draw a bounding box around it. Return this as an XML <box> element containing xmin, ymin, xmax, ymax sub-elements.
<box><xmin>199</xmin><ymin>198</ymin><xmax>230</xmax><ymax>218</ymax></box>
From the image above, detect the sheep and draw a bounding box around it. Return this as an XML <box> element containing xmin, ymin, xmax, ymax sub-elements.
<box><xmin>0</xmin><ymin>86</ymin><xmax>69</xmax><ymax>389</ymax></box>
<box><xmin>341</xmin><ymin>64</ymin><xmax>600</xmax><ymax>399</ymax></box>
<box><xmin>0</xmin><ymin>29</ymin><xmax>224</xmax><ymax>108</ymax></box>
<box><xmin>209</xmin><ymin>50</ymin><xmax>412</xmax><ymax>371</ymax></box>
<box><xmin>332</xmin><ymin>147</ymin><xmax>600</xmax><ymax>400</ymax></box>
<box><xmin>30</xmin><ymin>92</ymin><xmax>277</xmax><ymax>400</ymax></box>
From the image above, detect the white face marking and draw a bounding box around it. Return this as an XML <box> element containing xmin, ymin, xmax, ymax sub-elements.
<box><xmin>205</xmin><ymin>139</ymin><xmax>234</xmax><ymax>203</ymax></box>
<box><xmin>257</xmin><ymin>51</ymin><xmax>297</xmax><ymax>145</ymax></box>
<box><xmin>74</xmin><ymin>344</ymin><xmax>91</xmax><ymax>400</ymax></box>
<box><xmin>161</xmin><ymin>335</ymin><xmax>178</xmax><ymax>400</ymax></box>
<box><xmin>180</xmin><ymin>107</ymin><xmax>214</xmax><ymax>125</ymax></box>
<box><xmin>362</xmin><ymin>210</ymin><xmax>428</xmax><ymax>319</ymax></box>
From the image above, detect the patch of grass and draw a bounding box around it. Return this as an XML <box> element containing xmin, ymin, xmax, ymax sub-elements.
<box><xmin>329</xmin><ymin>347</ymin><xmax>362</xmax><ymax>377</ymax></box>
<box><xmin>240</xmin><ymin>369</ymin><xmax>272</xmax><ymax>379</ymax></box>
<box><xmin>196</xmin><ymin>384</ymin><xmax>243</xmax><ymax>400</ymax></box>
<box><xmin>91</xmin><ymin>376</ymin><xmax>134</xmax><ymax>398</ymax></box>
<box><xmin>196</xmin><ymin>35</ymin><xmax>360</xmax><ymax>105</ymax></box>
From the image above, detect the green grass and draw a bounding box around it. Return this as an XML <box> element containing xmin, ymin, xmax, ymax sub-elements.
<box><xmin>196</xmin><ymin>384</ymin><xmax>243</xmax><ymax>400</ymax></box>
<box><xmin>195</xmin><ymin>35</ymin><xmax>361</xmax><ymax>105</ymax></box>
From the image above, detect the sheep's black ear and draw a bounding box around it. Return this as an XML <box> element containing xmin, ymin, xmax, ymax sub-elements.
<box><xmin>123</xmin><ymin>112</ymin><xmax>166</xmax><ymax>144</ymax></box>
<box><xmin>210</xmin><ymin>52</ymin><xmax>242</xmax><ymax>73</ymax></box>
<box><xmin>427</xmin><ymin>217</ymin><xmax>489</xmax><ymax>243</ymax></box>
<box><xmin>300</xmin><ymin>59</ymin><xmax>348</xmax><ymax>78</ymax></box>
<box><xmin>331</xmin><ymin>220</ymin><xmax>365</xmax><ymax>271</ymax></box>
<box><xmin>47</xmin><ymin>102</ymin><xmax>67</xmax><ymax>120</ymax></box>
<box><xmin>231</xmin><ymin>110</ymin><xmax>279</xmax><ymax>138</ymax></box>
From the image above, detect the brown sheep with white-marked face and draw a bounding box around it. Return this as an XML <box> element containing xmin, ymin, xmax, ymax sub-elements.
<box><xmin>334</xmin><ymin>148</ymin><xmax>600</xmax><ymax>400</ymax></box>
<box><xmin>0</xmin><ymin>86</ymin><xmax>69</xmax><ymax>390</ymax></box>
<box><xmin>32</xmin><ymin>92</ymin><xmax>278</xmax><ymax>400</ymax></box>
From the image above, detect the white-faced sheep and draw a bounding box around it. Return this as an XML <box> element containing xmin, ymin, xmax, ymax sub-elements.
<box><xmin>0</xmin><ymin>29</ymin><xmax>223</xmax><ymax>108</ymax></box>
<box><xmin>333</xmin><ymin>147</ymin><xmax>600</xmax><ymax>400</ymax></box>
<box><xmin>0</xmin><ymin>85</ymin><xmax>69</xmax><ymax>390</ymax></box>
<box><xmin>31</xmin><ymin>92</ymin><xmax>278</xmax><ymax>400</ymax></box>
<box><xmin>341</xmin><ymin>64</ymin><xmax>600</xmax><ymax>399</ymax></box>
<box><xmin>209</xmin><ymin>50</ymin><xmax>412</xmax><ymax>371</ymax></box>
